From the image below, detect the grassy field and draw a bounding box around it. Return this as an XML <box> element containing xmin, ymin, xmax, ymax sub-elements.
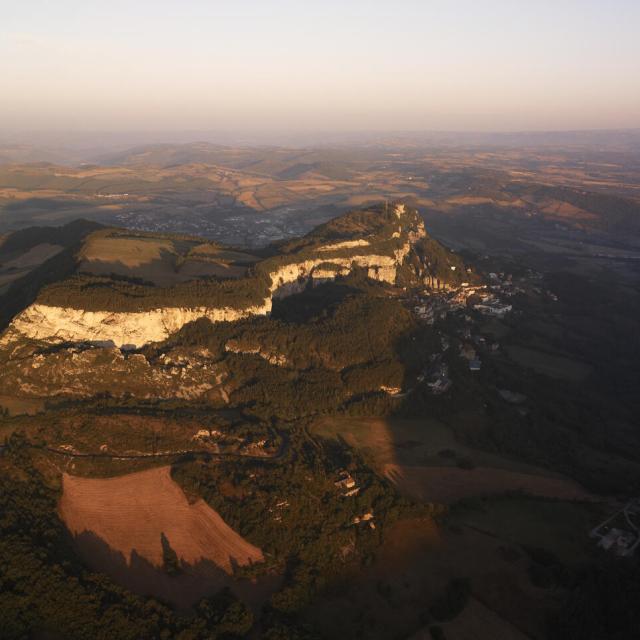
<box><xmin>78</xmin><ymin>230</ymin><xmax>255</xmax><ymax>285</ymax></box>
<box><xmin>449</xmin><ymin>495</ymin><xmax>606</xmax><ymax>564</ymax></box>
<box><xmin>302</xmin><ymin>513</ymin><xmax>571</xmax><ymax>640</ymax></box>
<box><xmin>390</xmin><ymin>497</ymin><xmax>604</xmax><ymax>639</ymax></box>
<box><xmin>311</xmin><ymin>416</ymin><xmax>571</xmax><ymax>475</ymax></box>
<box><xmin>506</xmin><ymin>345</ymin><xmax>592</xmax><ymax>381</ymax></box>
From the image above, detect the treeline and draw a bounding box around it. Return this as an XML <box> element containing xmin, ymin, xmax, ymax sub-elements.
<box><xmin>38</xmin><ymin>271</ymin><xmax>271</xmax><ymax>312</ymax></box>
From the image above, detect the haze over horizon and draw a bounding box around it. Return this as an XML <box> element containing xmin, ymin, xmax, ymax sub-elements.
<box><xmin>3</xmin><ymin>0</ymin><xmax>640</xmax><ymax>134</ymax></box>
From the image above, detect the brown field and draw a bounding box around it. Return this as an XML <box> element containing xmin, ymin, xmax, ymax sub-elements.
<box><xmin>321</xmin><ymin>499</ymin><xmax>600</xmax><ymax>640</ymax></box>
<box><xmin>59</xmin><ymin>465</ymin><xmax>263</xmax><ymax>571</ymax></box>
<box><xmin>314</xmin><ymin>416</ymin><xmax>553</xmax><ymax>474</ymax></box>
<box><xmin>177</xmin><ymin>259</ymin><xmax>247</xmax><ymax>279</ymax></box>
<box><xmin>446</xmin><ymin>196</ymin><xmax>499</xmax><ymax>206</ymax></box>
<box><xmin>59</xmin><ymin>466</ymin><xmax>271</xmax><ymax>608</ymax></box>
<box><xmin>384</xmin><ymin>463</ymin><xmax>591</xmax><ymax>504</ymax></box>
<box><xmin>540</xmin><ymin>200</ymin><xmax>597</xmax><ymax>222</ymax></box>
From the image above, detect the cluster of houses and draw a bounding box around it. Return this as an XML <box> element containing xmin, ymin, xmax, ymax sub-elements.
<box><xmin>113</xmin><ymin>207</ymin><xmax>309</xmax><ymax>248</ymax></box>
<box><xmin>409</xmin><ymin>268</ymin><xmax>549</xmax><ymax>394</ymax></box>
<box><xmin>413</xmin><ymin>297</ymin><xmax>451</xmax><ymax>325</ymax></box>
<box><xmin>352</xmin><ymin>511</ymin><xmax>375</xmax><ymax>529</ymax></box>
<box><xmin>192</xmin><ymin>428</ymin><xmax>223</xmax><ymax>441</ymax></box>
<box><xmin>335</xmin><ymin>470</ymin><xmax>360</xmax><ymax>497</ymax></box>
<box><xmin>457</xmin><ymin>328</ymin><xmax>501</xmax><ymax>373</ymax></box>
<box><xmin>269</xmin><ymin>499</ymin><xmax>290</xmax><ymax>523</ymax></box>
<box><xmin>472</xmin><ymin>276</ymin><xmax>514</xmax><ymax>316</ymax></box>
<box><xmin>473</xmin><ymin>299</ymin><xmax>512</xmax><ymax>317</ymax></box>
<box><xmin>333</xmin><ymin>471</ymin><xmax>376</xmax><ymax>528</ymax></box>
<box><xmin>590</xmin><ymin>499</ymin><xmax>640</xmax><ymax>557</ymax></box>
<box><xmin>413</xmin><ymin>276</ymin><xmax>516</xmax><ymax>325</ymax></box>
<box><xmin>418</xmin><ymin>355</ymin><xmax>452</xmax><ymax>394</ymax></box>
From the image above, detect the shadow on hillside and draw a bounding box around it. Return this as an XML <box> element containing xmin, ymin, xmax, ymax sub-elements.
<box><xmin>73</xmin><ymin>529</ymin><xmax>281</xmax><ymax>612</ymax></box>
<box><xmin>270</xmin><ymin>281</ymin><xmax>363</xmax><ymax>323</ymax></box>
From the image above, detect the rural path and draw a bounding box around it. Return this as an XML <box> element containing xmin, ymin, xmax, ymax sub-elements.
<box><xmin>36</xmin><ymin>434</ymin><xmax>288</xmax><ymax>463</ymax></box>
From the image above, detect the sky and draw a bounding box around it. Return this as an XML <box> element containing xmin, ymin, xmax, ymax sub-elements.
<box><xmin>2</xmin><ymin>0</ymin><xmax>640</xmax><ymax>134</ymax></box>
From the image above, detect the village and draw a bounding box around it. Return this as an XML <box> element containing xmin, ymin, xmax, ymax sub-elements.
<box><xmin>113</xmin><ymin>205</ymin><xmax>315</xmax><ymax>247</ymax></box>
<box><xmin>408</xmin><ymin>270</ymin><xmax>521</xmax><ymax>394</ymax></box>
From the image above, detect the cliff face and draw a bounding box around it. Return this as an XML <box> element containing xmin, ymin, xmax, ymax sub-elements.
<box><xmin>1</xmin><ymin>301</ymin><xmax>272</xmax><ymax>349</ymax></box>
<box><xmin>1</xmin><ymin>203</ymin><xmax>426</xmax><ymax>349</ymax></box>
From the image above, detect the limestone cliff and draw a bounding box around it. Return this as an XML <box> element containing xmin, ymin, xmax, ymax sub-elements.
<box><xmin>1</xmin><ymin>203</ymin><xmax>426</xmax><ymax>349</ymax></box>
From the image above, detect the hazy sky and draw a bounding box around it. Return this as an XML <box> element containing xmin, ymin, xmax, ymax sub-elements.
<box><xmin>2</xmin><ymin>0</ymin><xmax>639</xmax><ymax>133</ymax></box>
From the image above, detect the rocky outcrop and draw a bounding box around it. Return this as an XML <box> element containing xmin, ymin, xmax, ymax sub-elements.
<box><xmin>224</xmin><ymin>339</ymin><xmax>288</xmax><ymax>367</ymax></box>
<box><xmin>1</xmin><ymin>300</ymin><xmax>272</xmax><ymax>349</ymax></box>
<box><xmin>0</xmin><ymin>344</ymin><xmax>228</xmax><ymax>402</ymax></box>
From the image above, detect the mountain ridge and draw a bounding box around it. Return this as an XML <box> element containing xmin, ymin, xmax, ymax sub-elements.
<box><xmin>0</xmin><ymin>202</ymin><xmax>467</xmax><ymax>349</ymax></box>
